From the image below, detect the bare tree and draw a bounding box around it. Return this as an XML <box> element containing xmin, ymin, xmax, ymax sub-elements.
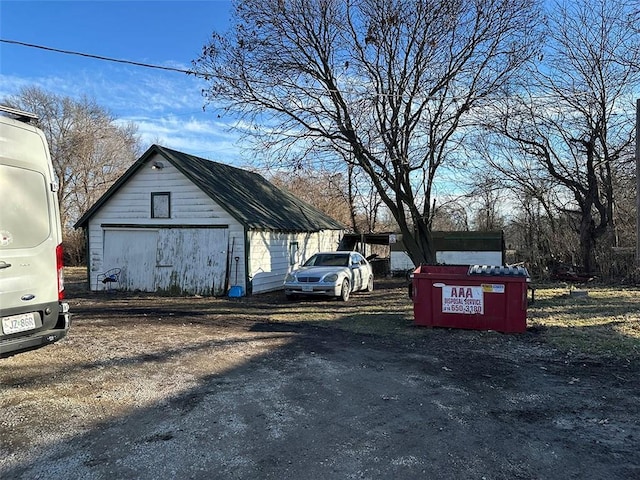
<box><xmin>3</xmin><ymin>87</ymin><xmax>141</xmax><ymax>231</ymax></box>
<box><xmin>194</xmin><ymin>0</ymin><xmax>541</xmax><ymax>264</ymax></box>
<box><xmin>484</xmin><ymin>0</ymin><xmax>640</xmax><ymax>273</ymax></box>
<box><xmin>268</xmin><ymin>169</ymin><xmax>353</xmax><ymax>228</ymax></box>
<box><xmin>343</xmin><ymin>162</ymin><xmax>389</xmax><ymax>233</ymax></box>
<box><xmin>469</xmin><ymin>184</ymin><xmax>506</xmax><ymax>232</ymax></box>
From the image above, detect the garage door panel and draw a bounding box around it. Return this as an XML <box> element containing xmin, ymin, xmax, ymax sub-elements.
<box><xmin>103</xmin><ymin>230</ymin><xmax>158</xmax><ymax>291</ymax></box>
<box><xmin>155</xmin><ymin>228</ymin><xmax>228</xmax><ymax>296</ymax></box>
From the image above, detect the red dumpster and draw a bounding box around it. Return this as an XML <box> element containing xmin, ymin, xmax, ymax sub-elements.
<box><xmin>412</xmin><ymin>265</ymin><xmax>530</xmax><ymax>333</ymax></box>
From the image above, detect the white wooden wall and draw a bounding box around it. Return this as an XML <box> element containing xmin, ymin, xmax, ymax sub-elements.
<box><xmin>248</xmin><ymin>229</ymin><xmax>343</xmax><ymax>294</ymax></box>
<box><xmin>436</xmin><ymin>251</ymin><xmax>503</xmax><ymax>266</ymax></box>
<box><xmin>391</xmin><ymin>250</ymin><xmax>504</xmax><ymax>273</ymax></box>
<box><xmin>87</xmin><ymin>152</ymin><xmax>245</xmax><ymax>294</ymax></box>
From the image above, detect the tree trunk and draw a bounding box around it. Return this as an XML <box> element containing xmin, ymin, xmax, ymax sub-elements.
<box><xmin>347</xmin><ymin>163</ymin><xmax>359</xmax><ymax>232</ymax></box>
<box><xmin>578</xmin><ymin>214</ymin><xmax>596</xmax><ymax>274</ymax></box>
<box><xmin>399</xmin><ymin>217</ymin><xmax>435</xmax><ymax>267</ymax></box>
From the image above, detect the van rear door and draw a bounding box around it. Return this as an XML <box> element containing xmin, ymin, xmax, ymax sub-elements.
<box><xmin>0</xmin><ymin>111</ymin><xmax>69</xmax><ymax>356</ymax></box>
<box><xmin>0</xmin><ymin>161</ymin><xmax>59</xmax><ymax>302</ymax></box>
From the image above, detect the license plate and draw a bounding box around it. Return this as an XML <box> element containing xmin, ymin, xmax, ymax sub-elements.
<box><xmin>2</xmin><ymin>312</ymin><xmax>37</xmax><ymax>334</ymax></box>
<box><xmin>302</xmin><ymin>285</ymin><xmax>313</xmax><ymax>292</ymax></box>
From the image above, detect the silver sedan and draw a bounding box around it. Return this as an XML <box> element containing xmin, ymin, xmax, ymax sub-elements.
<box><xmin>284</xmin><ymin>251</ymin><xmax>374</xmax><ymax>301</ymax></box>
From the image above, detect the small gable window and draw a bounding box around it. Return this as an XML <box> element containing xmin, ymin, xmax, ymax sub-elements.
<box><xmin>151</xmin><ymin>192</ymin><xmax>171</xmax><ymax>219</ymax></box>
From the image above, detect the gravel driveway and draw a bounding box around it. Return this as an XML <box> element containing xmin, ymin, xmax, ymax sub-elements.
<box><xmin>1</xmin><ymin>278</ymin><xmax>639</xmax><ymax>479</ymax></box>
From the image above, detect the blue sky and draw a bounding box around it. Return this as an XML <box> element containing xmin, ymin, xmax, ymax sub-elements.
<box><xmin>0</xmin><ymin>0</ymin><xmax>245</xmax><ymax>164</ymax></box>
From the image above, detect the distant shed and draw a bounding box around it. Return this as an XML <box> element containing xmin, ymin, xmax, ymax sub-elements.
<box><xmin>340</xmin><ymin>231</ymin><xmax>505</xmax><ymax>274</ymax></box>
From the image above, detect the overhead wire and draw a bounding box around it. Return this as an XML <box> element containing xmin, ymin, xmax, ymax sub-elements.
<box><xmin>0</xmin><ymin>38</ymin><xmax>204</xmax><ymax>76</ymax></box>
<box><xmin>0</xmin><ymin>38</ymin><xmax>452</xmax><ymax>100</ymax></box>
<box><xmin>1</xmin><ymin>38</ymin><xmax>619</xmax><ymax>104</ymax></box>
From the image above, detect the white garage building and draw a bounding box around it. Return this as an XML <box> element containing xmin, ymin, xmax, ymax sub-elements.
<box><xmin>74</xmin><ymin>145</ymin><xmax>344</xmax><ymax>296</ymax></box>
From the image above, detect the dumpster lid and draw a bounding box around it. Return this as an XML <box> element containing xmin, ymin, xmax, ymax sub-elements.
<box><xmin>468</xmin><ymin>265</ymin><xmax>530</xmax><ymax>277</ymax></box>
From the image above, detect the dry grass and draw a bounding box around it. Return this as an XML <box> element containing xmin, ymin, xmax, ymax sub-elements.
<box><xmin>527</xmin><ymin>284</ymin><xmax>640</xmax><ymax>359</ymax></box>
<box><xmin>64</xmin><ymin>267</ymin><xmax>640</xmax><ymax>360</ymax></box>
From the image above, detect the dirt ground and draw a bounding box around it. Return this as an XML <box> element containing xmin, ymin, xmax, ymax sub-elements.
<box><xmin>1</xmin><ymin>275</ymin><xmax>639</xmax><ymax>480</ymax></box>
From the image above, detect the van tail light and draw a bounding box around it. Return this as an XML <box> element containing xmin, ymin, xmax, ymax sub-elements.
<box><xmin>56</xmin><ymin>243</ymin><xmax>65</xmax><ymax>300</ymax></box>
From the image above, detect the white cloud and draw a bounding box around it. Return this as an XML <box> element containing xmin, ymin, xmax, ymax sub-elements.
<box><xmin>123</xmin><ymin>113</ymin><xmax>241</xmax><ymax>162</ymax></box>
<box><xmin>0</xmin><ymin>65</ymin><xmax>248</xmax><ymax>166</ymax></box>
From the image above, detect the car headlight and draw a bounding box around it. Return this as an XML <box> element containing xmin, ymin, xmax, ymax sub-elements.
<box><xmin>324</xmin><ymin>273</ymin><xmax>339</xmax><ymax>283</ymax></box>
<box><xmin>285</xmin><ymin>273</ymin><xmax>297</xmax><ymax>282</ymax></box>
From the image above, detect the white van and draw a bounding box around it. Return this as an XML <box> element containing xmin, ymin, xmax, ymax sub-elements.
<box><xmin>0</xmin><ymin>105</ymin><xmax>70</xmax><ymax>357</ymax></box>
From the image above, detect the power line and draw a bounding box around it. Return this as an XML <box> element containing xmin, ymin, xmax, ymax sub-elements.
<box><xmin>0</xmin><ymin>37</ymin><xmax>414</xmax><ymax>99</ymax></box>
<box><xmin>0</xmin><ymin>38</ymin><xmax>531</xmax><ymax>101</ymax></box>
<box><xmin>0</xmin><ymin>38</ymin><xmax>204</xmax><ymax>76</ymax></box>
<box><xmin>3</xmin><ymin>38</ymin><xmax>624</xmax><ymax>106</ymax></box>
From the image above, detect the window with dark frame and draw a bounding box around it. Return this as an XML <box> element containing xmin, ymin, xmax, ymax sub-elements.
<box><xmin>289</xmin><ymin>242</ymin><xmax>299</xmax><ymax>265</ymax></box>
<box><xmin>151</xmin><ymin>192</ymin><xmax>170</xmax><ymax>218</ymax></box>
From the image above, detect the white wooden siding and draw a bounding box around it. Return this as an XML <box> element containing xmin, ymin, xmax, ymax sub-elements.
<box><xmin>436</xmin><ymin>251</ymin><xmax>502</xmax><ymax>266</ymax></box>
<box><xmin>248</xmin><ymin>229</ymin><xmax>343</xmax><ymax>294</ymax></box>
<box><xmin>391</xmin><ymin>250</ymin><xmax>503</xmax><ymax>273</ymax></box>
<box><xmin>87</xmin><ymin>153</ymin><xmax>245</xmax><ymax>294</ymax></box>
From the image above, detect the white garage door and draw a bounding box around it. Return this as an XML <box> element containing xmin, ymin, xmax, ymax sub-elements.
<box><xmin>103</xmin><ymin>229</ymin><xmax>158</xmax><ymax>291</ymax></box>
<box><xmin>155</xmin><ymin>228</ymin><xmax>229</xmax><ymax>296</ymax></box>
<box><xmin>102</xmin><ymin>228</ymin><xmax>229</xmax><ymax>295</ymax></box>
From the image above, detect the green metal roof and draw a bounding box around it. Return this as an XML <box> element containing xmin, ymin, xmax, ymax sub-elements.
<box><xmin>75</xmin><ymin>144</ymin><xmax>345</xmax><ymax>232</ymax></box>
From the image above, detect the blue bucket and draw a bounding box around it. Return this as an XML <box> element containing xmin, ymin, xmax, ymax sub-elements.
<box><xmin>228</xmin><ymin>285</ymin><xmax>244</xmax><ymax>298</ymax></box>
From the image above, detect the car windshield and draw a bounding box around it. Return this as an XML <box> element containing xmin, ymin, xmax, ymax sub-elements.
<box><xmin>304</xmin><ymin>253</ymin><xmax>349</xmax><ymax>267</ymax></box>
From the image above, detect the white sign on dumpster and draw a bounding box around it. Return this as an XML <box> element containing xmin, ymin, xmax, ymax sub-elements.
<box><xmin>441</xmin><ymin>285</ymin><xmax>484</xmax><ymax>314</ymax></box>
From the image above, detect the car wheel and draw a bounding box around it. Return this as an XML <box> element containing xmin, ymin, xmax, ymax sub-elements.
<box><xmin>339</xmin><ymin>279</ymin><xmax>350</xmax><ymax>301</ymax></box>
<box><xmin>285</xmin><ymin>293</ymin><xmax>294</xmax><ymax>301</ymax></box>
<box><xmin>365</xmin><ymin>275</ymin><xmax>374</xmax><ymax>292</ymax></box>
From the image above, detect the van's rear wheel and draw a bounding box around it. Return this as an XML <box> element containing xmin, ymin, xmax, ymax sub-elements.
<box><xmin>339</xmin><ymin>280</ymin><xmax>350</xmax><ymax>301</ymax></box>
